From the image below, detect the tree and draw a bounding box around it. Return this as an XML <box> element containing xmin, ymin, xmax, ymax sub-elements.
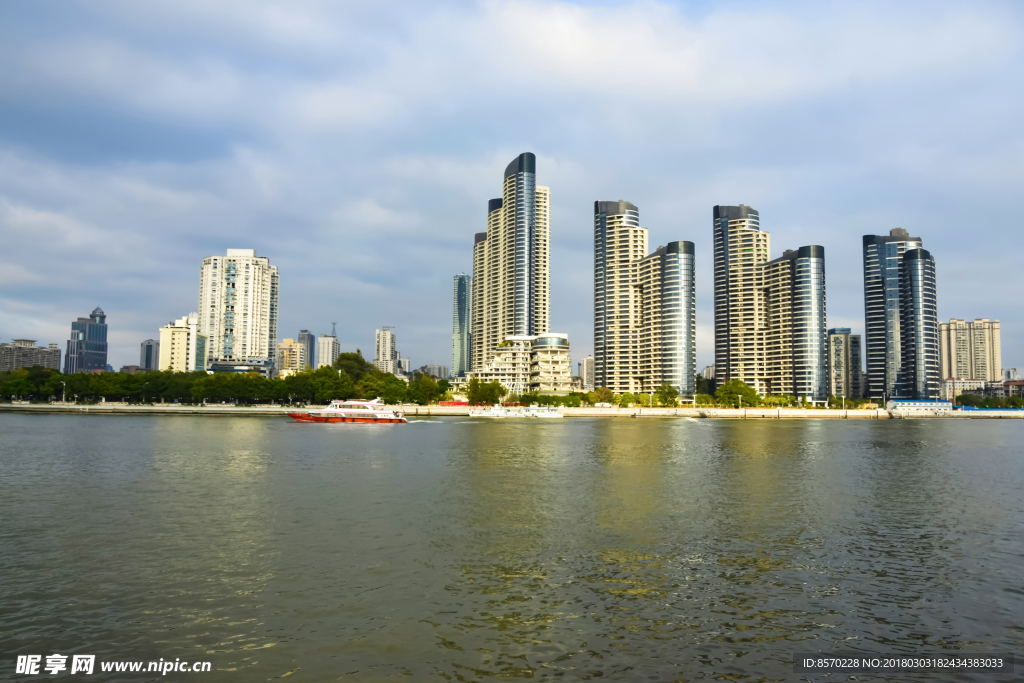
<box><xmin>694</xmin><ymin>393</ymin><xmax>716</xmax><ymax>406</ymax></box>
<box><xmin>715</xmin><ymin>379</ymin><xmax>761</xmax><ymax>408</ymax></box>
<box><xmin>407</xmin><ymin>372</ymin><xmax>439</xmax><ymax>405</ymax></box>
<box><xmin>333</xmin><ymin>350</ymin><xmax>375</xmax><ymax>382</ymax></box>
<box><xmin>437</xmin><ymin>379</ymin><xmax>450</xmax><ymax>395</ymax></box>
<box><xmin>620</xmin><ymin>392</ymin><xmax>636</xmax><ymax>406</ymax></box>
<box><xmin>695</xmin><ymin>374</ymin><xmax>710</xmax><ymax>396</ymax></box>
<box><xmin>655</xmin><ymin>383</ymin><xmax>679</xmax><ymax>407</ymax></box>
<box><xmin>594</xmin><ymin>386</ymin><xmax>614</xmax><ymax>404</ymax></box>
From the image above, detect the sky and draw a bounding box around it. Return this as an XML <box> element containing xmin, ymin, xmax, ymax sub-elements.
<box><xmin>1</xmin><ymin>0</ymin><xmax>1022</xmax><ymax>373</ymax></box>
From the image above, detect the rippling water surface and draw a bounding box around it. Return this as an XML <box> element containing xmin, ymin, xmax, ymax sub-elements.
<box><xmin>2</xmin><ymin>415</ymin><xmax>1023</xmax><ymax>681</ymax></box>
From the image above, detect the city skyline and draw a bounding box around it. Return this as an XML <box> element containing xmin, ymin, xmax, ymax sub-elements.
<box><xmin>1</xmin><ymin>2</ymin><xmax>1022</xmax><ymax>370</ymax></box>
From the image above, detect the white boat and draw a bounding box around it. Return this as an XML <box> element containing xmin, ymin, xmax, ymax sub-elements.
<box><xmin>289</xmin><ymin>398</ymin><xmax>406</xmax><ymax>424</ymax></box>
<box><xmin>525</xmin><ymin>406</ymin><xmax>564</xmax><ymax>418</ymax></box>
<box><xmin>468</xmin><ymin>404</ymin><xmax>525</xmax><ymax>418</ymax></box>
<box><xmin>468</xmin><ymin>404</ymin><xmax>564</xmax><ymax>418</ymax></box>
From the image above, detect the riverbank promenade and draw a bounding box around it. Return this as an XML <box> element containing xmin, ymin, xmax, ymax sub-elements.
<box><xmin>3</xmin><ymin>402</ymin><xmax>1022</xmax><ymax>419</ymax></box>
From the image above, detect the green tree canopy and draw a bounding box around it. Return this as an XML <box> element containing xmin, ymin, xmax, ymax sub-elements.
<box><xmin>655</xmin><ymin>383</ymin><xmax>679</xmax><ymax>407</ymax></box>
<box><xmin>715</xmin><ymin>379</ymin><xmax>761</xmax><ymax>408</ymax></box>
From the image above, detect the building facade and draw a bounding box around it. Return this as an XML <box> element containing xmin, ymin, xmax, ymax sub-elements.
<box><xmin>939</xmin><ymin>318</ymin><xmax>1001</xmax><ymax>382</ymax></box>
<box><xmin>472</xmin><ymin>333</ymin><xmax>571</xmax><ymax>395</ymax></box>
<box><xmin>317</xmin><ymin>334</ymin><xmax>340</xmax><ymax>369</ymax></box>
<box><xmin>470</xmin><ymin>153</ymin><xmax>551</xmax><ymax>372</ymax></box>
<box><xmin>452</xmin><ymin>273</ymin><xmax>471</xmax><ymax>377</ymax></box>
<box><xmin>0</xmin><ymin>340</ymin><xmax>61</xmax><ymax>372</ymax></box>
<box><xmin>593</xmin><ymin>200</ymin><xmax>696</xmax><ymax>396</ymax></box>
<box><xmin>862</xmin><ymin>228</ymin><xmax>924</xmax><ymax>402</ymax></box>
<box><xmin>827</xmin><ymin>328</ymin><xmax>863</xmax><ymax>398</ymax></box>
<box><xmin>374</xmin><ymin>327</ymin><xmax>398</xmax><ymax>373</ymax></box>
<box><xmin>579</xmin><ymin>356</ymin><xmax>595</xmax><ymax>391</ymax></box>
<box><xmin>140</xmin><ymin>339</ymin><xmax>160</xmax><ymax>370</ymax></box>
<box><xmin>158</xmin><ymin>314</ymin><xmax>208</xmax><ymax>373</ymax></box>
<box><xmin>64</xmin><ymin>308</ymin><xmax>108</xmax><ymax>374</ymax></box>
<box><xmin>198</xmin><ymin>249</ymin><xmax>279</xmax><ymax>370</ymax></box>
<box><xmin>297</xmin><ymin>330</ymin><xmax>316</xmax><ymax>370</ymax></box>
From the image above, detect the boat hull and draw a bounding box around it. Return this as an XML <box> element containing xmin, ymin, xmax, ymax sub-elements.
<box><xmin>288</xmin><ymin>413</ymin><xmax>406</xmax><ymax>424</ymax></box>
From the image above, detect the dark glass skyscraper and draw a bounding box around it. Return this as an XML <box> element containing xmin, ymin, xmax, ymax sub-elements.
<box><xmin>140</xmin><ymin>339</ymin><xmax>159</xmax><ymax>370</ymax></box>
<box><xmin>899</xmin><ymin>248</ymin><xmax>939</xmax><ymax>399</ymax></box>
<box><xmin>64</xmin><ymin>307</ymin><xmax>108</xmax><ymax>373</ymax></box>
<box><xmin>452</xmin><ymin>273</ymin><xmax>471</xmax><ymax>377</ymax></box>
<box><xmin>298</xmin><ymin>330</ymin><xmax>315</xmax><ymax>370</ymax></box>
<box><xmin>862</xmin><ymin>228</ymin><xmax>926</xmax><ymax>401</ymax></box>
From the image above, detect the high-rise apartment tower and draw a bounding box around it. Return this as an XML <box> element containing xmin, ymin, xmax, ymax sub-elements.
<box><xmin>827</xmin><ymin>328</ymin><xmax>862</xmax><ymax>398</ymax></box>
<box><xmin>712</xmin><ymin>206</ymin><xmax>828</xmax><ymax>401</ymax></box>
<box><xmin>862</xmin><ymin>230</ymin><xmax>939</xmax><ymax>401</ymax></box>
<box><xmin>470</xmin><ymin>153</ymin><xmax>550</xmax><ymax>370</ymax></box>
<box><xmin>940</xmin><ymin>318</ymin><xmax>1001</xmax><ymax>381</ymax></box>
<box><xmin>140</xmin><ymin>339</ymin><xmax>159</xmax><ymax>370</ymax></box>
<box><xmin>452</xmin><ymin>273</ymin><xmax>471</xmax><ymax>377</ymax></box>
<box><xmin>297</xmin><ymin>330</ymin><xmax>315</xmax><ymax>370</ymax></box>
<box><xmin>374</xmin><ymin>327</ymin><xmax>398</xmax><ymax>373</ymax></box>
<box><xmin>317</xmin><ymin>333</ymin><xmax>340</xmax><ymax>369</ymax></box>
<box><xmin>64</xmin><ymin>307</ymin><xmax>108</xmax><ymax>374</ymax></box>
<box><xmin>593</xmin><ymin>200</ymin><xmax>696</xmax><ymax>396</ymax></box>
<box><xmin>198</xmin><ymin>249</ymin><xmax>279</xmax><ymax>369</ymax></box>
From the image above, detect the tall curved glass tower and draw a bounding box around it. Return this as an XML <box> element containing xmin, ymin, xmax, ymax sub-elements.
<box><xmin>470</xmin><ymin>154</ymin><xmax>550</xmax><ymax>369</ymax></box>
<box><xmin>899</xmin><ymin>248</ymin><xmax>939</xmax><ymax>399</ymax></box>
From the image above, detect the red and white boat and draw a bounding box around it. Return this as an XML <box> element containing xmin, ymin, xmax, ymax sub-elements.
<box><xmin>288</xmin><ymin>398</ymin><xmax>407</xmax><ymax>424</ymax></box>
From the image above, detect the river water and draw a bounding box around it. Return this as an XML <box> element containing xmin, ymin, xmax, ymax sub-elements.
<box><xmin>1</xmin><ymin>414</ymin><xmax>1022</xmax><ymax>681</ymax></box>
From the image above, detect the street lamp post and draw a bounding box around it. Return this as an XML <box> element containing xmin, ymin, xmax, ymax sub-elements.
<box><xmin>60</xmin><ymin>381</ymin><xmax>66</xmax><ymax>404</ymax></box>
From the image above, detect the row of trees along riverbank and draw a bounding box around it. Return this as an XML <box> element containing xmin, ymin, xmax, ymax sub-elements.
<box><xmin>0</xmin><ymin>352</ymin><xmax>450</xmax><ymax>405</ymax></box>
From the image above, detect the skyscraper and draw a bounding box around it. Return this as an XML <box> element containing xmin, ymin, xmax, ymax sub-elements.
<box><xmin>712</xmin><ymin>206</ymin><xmax>827</xmax><ymax>401</ymax></box>
<box><xmin>713</xmin><ymin>205</ymin><xmax>766</xmax><ymax>391</ymax></box>
<box><xmin>277</xmin><ymin>338</ymin><xmax>305</xmax><ymax>377</ymax></box>
<box><xmin>940</xmin><ymin>318</ymin><xmax>1001</xmax><ymax>381</ymax></box>
<box><xmin>899</xmin><ymin>248</ymin><xmax>939</xmax><ymax>399</ymax></box>
<box><xmin>862</xmin><ymin>229</ymin><xmax>940</xmax><ymax>401</ymax></box>
<box><xmin>297</xmin><ymin>330</ymin><xmax>315</xmax><ymax>370</ymax></box>
<box><xmin>198</xmin><ymin>249</ymin><xmax>279</xmax><ymax>369</ymax></box>
<box><xmin>470</xmin><ymin>153</ymin><xmax>551</xmax><ymax>370</ymax></box>
<box><xmin>158</xmin><ymin>313</ymin><xmax>207</xmax><ymax>373</ymax></box>
<box><xmin>827</xmin><ymin>328</ymin><xmax>863</xmax><ymax>399</ymax></box>
<box><xmin>763</xmin><ymin>247</ymin><xmax>827</xmax><ymax>400</ymax></box>
<box><xmin>452</xmin><ymin>273</ymin><xmax>471</xmax><ymax>377</ymax></box>
<box><xmin>637</xmin><ymin>241</ymin><xmax>697</xmax><ymax>397</ymax></box>
<box><xmin>593</xmin><ymin>200</ymin><xmax>696</xmax><ymax>396</ymax></box>
<box><xmin>64</xmin><ymin>307</ymin><xmax>108</xmax><ymax>374</ymax></box>
<box><xmin>862</xmin><ymin>228</ymin><xmax>921</xmax><ymax>401</ymax></box>
<box><xmin>140</xmin><ymin>339</ymin><xmax>159</xmax><ymax>370</ymax></box>
<box><xmin>594</xmin><ymin>200</ymin><xmax>644</xmax><ymax>393</ymax></box>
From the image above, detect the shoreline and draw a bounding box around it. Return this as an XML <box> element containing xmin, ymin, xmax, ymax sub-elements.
<box><xmin>2</xmin><ymin>402</ymin><xmax>1022</xmax><ymax>419</ymax></box>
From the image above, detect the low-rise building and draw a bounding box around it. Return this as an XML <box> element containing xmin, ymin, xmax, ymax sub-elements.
<box><xmin>0</xmin><ymin>340</ymin><xmax>61</xmax><ymax>372</ymax></box>
<box><xmin>940</xmin><ymin>378</ymin><xmax>986</xmax><ymax>401</ymax></box>
<box><xmin>472</xmin><ymin>333</ymin><xmax>572</xmax><ymax>394</ymax></box>
<box><xmin>208</xmin><ymin>359</ymin><xmax>275</xmax><ymax>378</ymax></box>
<box><xmin>277</xmin><ymin>338</ymin><xmax>306</xmax><ymax>378</ymax></box>
<box><xmin>119</xmin><ymin>365</ymin><xmax>143</xmax><ymax>374</ymax></box>
<box><xmin>158</xmin><ymin>314</ymin><xmax>207</xmax><ymax>373</ymax></box>
<box><xmin>886</xmin><ymin>399</ymin><xmax>953</xmax><ymax>412</ymax></box>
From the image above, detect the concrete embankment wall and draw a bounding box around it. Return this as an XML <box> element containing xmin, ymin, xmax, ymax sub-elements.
<box><xmin>2</xmin><ymin>402</ymin><xmax>1020</xmax><ymax>419</ymax></box>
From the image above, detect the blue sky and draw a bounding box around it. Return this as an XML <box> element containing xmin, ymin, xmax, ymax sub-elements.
<box><xmin>1</xmin><ymin>0</ymin><xmax>1022</xmax><ymax>372</ymax></box>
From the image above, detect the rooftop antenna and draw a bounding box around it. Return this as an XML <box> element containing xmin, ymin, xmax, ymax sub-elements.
<box><xmin>331</xmin><ymin>322</ymin><xmax>337</xmax><ymax>337</ymax></box>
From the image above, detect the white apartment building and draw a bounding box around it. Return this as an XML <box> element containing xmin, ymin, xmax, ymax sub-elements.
<box><xmin>277</xmin><ymin>338</ymin><xmax>306</xmax><ymax>378</ymax></box>
<box><xmin>940</xmin><ymin>318</ymin><xmax>1001</xmax><ymax>381</ymax></box>
<box><xmin>374</xmin><ymin>327</ymin><xmax>397</xmax><ymax>373</ymax></box>
<box><xmin>198</xmin><ymin>249</ymin><xmax>279</xmax><ymax>368</ymax></box>
<box><xmin>158</xmin><ymin>313</ymin><xmax>207</xmax><ymax>373</ymax></box>
<box><xmin>472</xmin><ymin>333</ymin><xmax>572</xmax><ymax>395</ymax></box>
<box><xmin>317</xmin><ymin>334</ymin><xmax>340</xmax><ymax>369</ymax></box>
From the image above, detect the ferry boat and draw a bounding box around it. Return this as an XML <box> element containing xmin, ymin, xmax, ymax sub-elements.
<box><xmin>288</xmin><ymin>398</ymin><xmax>406</xmax><ymax>424</ymax></box>
<box><xmin>468</xmin><ymin>404</ymin><xmax>564</xmax><ymax>418</ymax></box>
